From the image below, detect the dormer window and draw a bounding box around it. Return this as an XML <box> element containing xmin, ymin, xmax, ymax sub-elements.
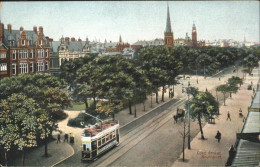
<box><xmin>22</xmin><ymin>39</ymin><xmax>25</xmax><ymax>46</ymax></box>
<box><xmin>39</xmin><ymin>40</ymin><xmax>42</xmax><ymax>45</ymax></box>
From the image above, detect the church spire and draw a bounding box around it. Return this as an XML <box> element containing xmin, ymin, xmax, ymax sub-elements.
<box><xmin>119</xmin><ymin>35</ymin><xmax>122</xmax><ymax>43</ymax></box>
<box><xmin>165</xmin><ymin>3</ymin><xmax>172</xmax><ymax>33</ymax></box>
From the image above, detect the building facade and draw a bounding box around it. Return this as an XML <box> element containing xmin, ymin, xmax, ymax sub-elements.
<box><xmin>0</xmin><ymin>22</ymin><xmax>50</xmax><ymax>79</ymax></box>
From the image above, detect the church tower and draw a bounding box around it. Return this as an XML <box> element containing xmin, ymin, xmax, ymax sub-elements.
<box><xmin>192</xmin><ymin>22</ymin><xmax>197</xmax><ymax>47</ymax></box>
<box><xmin>164</xmin><ymin>4</ymin><xmax>174</xmax><ymax>47</ymax></box>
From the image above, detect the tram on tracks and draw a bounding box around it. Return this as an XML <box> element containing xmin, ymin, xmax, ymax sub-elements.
<box><xmin>81</xmin><ymin>119</ymin><xmax>120</xmax><ymax>161</ymax></box>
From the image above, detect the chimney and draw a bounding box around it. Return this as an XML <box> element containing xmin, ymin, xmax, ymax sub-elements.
<box><xmin>71</xmin><ymin>37</ymin><xmax>75</xmax><ymax>42</ymax></box>
<box><xmin>33</xmin><ymin>26</ymin><xmax>37</xmax><ymax>34</ymax></box>
<box><xmin>20</xmin><ymin>27</ymin><xmax>24</xmax><ymax>32</ymax></box>
<box><xmin>7</xmin><ymin>24</ymin><xmax>12</xmax><ymax>33</ymax></box>
<box><xmin>39</xmin><ymin>26</ymin><xmax>43</xmax><ymax>33</ymax></box>
<box><xmin>65</xmin><ymin>37</ymin><xmax>70</xmax><ymax>42</ymax></box>
<box><xmin>49</xmin><ymin>38</ymin><xmax>53</xmax><ymax>42</ymax></box>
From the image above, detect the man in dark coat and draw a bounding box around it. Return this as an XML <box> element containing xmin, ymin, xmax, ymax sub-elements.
<box><xmin>215</xmin><ymin>130</ymin><xmax>221</xmax><ymax>143</ymax></box>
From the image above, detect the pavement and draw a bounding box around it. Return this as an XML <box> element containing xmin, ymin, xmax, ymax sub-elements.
<box><xmin>173</xmin><ymin>65</ymin><xmax>259</xmax><ymax>167</ymax></box>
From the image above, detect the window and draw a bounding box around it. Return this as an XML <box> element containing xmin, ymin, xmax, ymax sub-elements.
<box><xmin>39</xmin><ymin>40</ymin><xmax>42</xmax><ymax>45</ymax></box>
<box><xmin>12</xmin><ymin>50</ymin><xmax>16</xmax><ymax>59</ymax></box>
<box><xmin>12</xmin><ymin>63</ymin><xmax>16</xmax><ymax>75</ymax></box>
<box><xmin>37</xmin><ymin>62</ymin><xmax>44</xmax><ymax>71</ymax></box>
<box><xmin>37</xmin><ymin>49</ymin><xmax>44</xmax><ymax>58</ymax></box>
<box><xmin>20</xmin><ymin>63</ymin><xmax>28</xmax><ymax>74</ymax></box>
<box><xmin>102</xmin><ymin>137</ymin><xmax>105</xmax><ymax>145</ymax></box>
<box><xmin>0</xmin><ymin>53</ymin><xmax>6</xmax><ymax>58</ymax></box>
<box><xmin>19</xmin><ymin>50</ymin><xmax>28</xmax><ymax>59</ymax></box>
<box><xmin>30</xmin><ymin>50</ymin><xmax>34</xmax><ymax>58</ymax></box>
<box><xmin>98</xmin><ymin>139</ymin><xmax>101</xmax><ymax>146</ymax></box>
<box><xmin>45</xmin><ymin>62</ymin><xmax>48</xmax><ymax>71</ymax></box>
<box><xmin>22</xmin><ymin>39</ymin><xmax>25</xmax><ymax>46</ymax></box>
<box><xmin>0</xmin><ymin>63</ymin><xmax>7</xmax><ymax>71</ymax></box>
<box><xmin>83</xmin><ymin>144</ymin><xmax>86</xmax><ymax>151</ymax></box>
<box><xmin>30</xmin><ymin>63</ymin><xmax>34</xmax><ymax>72</ymax></box>
<box><xmin>45</xmin><ymin>49</ymin><xmax>48</xmax><ymax>57</ymax></box>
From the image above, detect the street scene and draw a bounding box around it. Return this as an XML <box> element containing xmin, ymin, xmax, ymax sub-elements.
<box><xmin>0</xmin><ymin>1</ymin><xmax>260</xmax><ymax>167</ymax></box>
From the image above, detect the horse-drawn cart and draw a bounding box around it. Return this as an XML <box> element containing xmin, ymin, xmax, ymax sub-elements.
<box><xmin>173</xmin><ymin>108</ymin><xmax>185</xmax><ymax>123</ymax></box>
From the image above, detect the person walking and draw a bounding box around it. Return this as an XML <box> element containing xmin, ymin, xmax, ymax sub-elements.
<box><xmin>57</xmin><ymin>133</ymin><xmax>61</xmax><ymax>143</ymax></box>
<box><xmin>64</xmin><ymin>133</ymin><xmax>68</xmax><ymax>142</ymax></box>
<box><xmin>227</xmin><ymin>111</ymin><xmax>231</xmax><ymax>121</ymax></box>
<box><xmin>215</xmin><ymin>130</ymin><xmax>221</xmax><ymax>143</ymax></box>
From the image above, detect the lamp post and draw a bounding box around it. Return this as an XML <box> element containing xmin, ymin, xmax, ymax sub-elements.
<box><xmin>182</xmin><ymin>84</ymin><xmax>191</xmax><ymax>149</ymax></box>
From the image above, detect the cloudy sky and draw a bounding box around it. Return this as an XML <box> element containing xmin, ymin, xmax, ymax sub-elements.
<box><xmin>0</xmin><ymin>1</ymin><xmax>259</xmax><ymax>43</ymax></box>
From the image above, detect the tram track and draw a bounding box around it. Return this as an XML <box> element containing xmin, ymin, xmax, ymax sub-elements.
<box><xmin>89</xmin><ymin>97</ymin><xmax>187</xmax><ymax>167</ymax></box>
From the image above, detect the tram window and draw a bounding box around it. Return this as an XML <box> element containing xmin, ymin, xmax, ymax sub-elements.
<box><xmin>92</xmin><ymin>141</ymin><xmax>97</xmax><ymax>149</ymax></box>
<box><xmin>112</xmin><ymin>132</ymin><xmax>115</xmax><ymax>138</ymax></box>
<box><xmin>106</xmin><ymin>135</ymin><xmax>109</xmax><ymax>141</ymax></box>
<box><xmin>83</xmin><ymin>144</ymin><xmax>86</xmax><ymax>151</ymax></box>
<box><xmin>98</xmin><ymin>139</ymin><xmax>101</xmax><ymax>146</ymax></box>
<box><xmin>110</xmin><ymin>134</ymin><xmax>112</xmax><ymax>139</ymax></box>
<box><xmin>102</xmin><ymin>137</ymin><xmax>105</xmax><ymax>144</ymax></box>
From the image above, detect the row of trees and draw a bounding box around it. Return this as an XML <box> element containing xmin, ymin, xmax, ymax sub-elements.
<box><xmin>165</xmin><ymin>46</ymin><xmax>260</xmax><ymax>75</ymax></box>
<box><xmin>60</xmin><ymin>46</ymin><xmax>259</xmax><ymax>119</ymax></box>
<box><xmin>0</xmin><ymin>74</ymin><xmax>71</xmax><ymax>166</ymax></box>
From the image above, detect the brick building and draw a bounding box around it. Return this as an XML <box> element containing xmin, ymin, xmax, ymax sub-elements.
<box><xmin>105</xmin><ymin>35</ymin><xmax>130</xmax><ymax>53</ymax></box>
<box><xmin>0</xmin><ymin>22</ymin><xmax>50</xmax><ymax>79</ymax></box>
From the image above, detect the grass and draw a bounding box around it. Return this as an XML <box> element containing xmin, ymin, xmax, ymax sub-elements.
<box><xmin>67</xmin><ymin>101</ymin><xmax>86</xmax><ymax>110</ymax></box>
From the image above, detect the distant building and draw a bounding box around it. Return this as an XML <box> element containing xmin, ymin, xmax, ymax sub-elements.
<box><xmin>105</xmin><ymin>35</ymin><xmax>130</xmax><ymax>53</ymax></box>
<box><xmin>192</xmin><ymin>23</ymin><xmax>197</xmax><ymax>47</ymax></box>
<box><xmin>164</xmin><ymin>4</ymin><xmax>174</xmax><ymax>47</ymax></box>
<box><xmin>49</xmin><ymin>36</ymin><xmax>90</xmax><ymax>75</ymax></box>
<box><xmin>131</xmin><ymin>38</ymin><xmax>164</xmax><ymax>51</ymax></box>
<box><xmin>0</xmin><ymin>22</ymin><xmax>50</xmax><ymax>79</ymax></box>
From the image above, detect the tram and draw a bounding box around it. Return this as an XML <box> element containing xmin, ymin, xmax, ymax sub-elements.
<box><xmin>81</xmin><ymin>119</ymin><xmax>120</xmax><ymax>161</ymax></box>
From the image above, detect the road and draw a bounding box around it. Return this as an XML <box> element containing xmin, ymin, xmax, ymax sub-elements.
<box><xmin>56</xmin><ymin>65</ymin><xmax>243</xmax><ymax>167</ymax></box>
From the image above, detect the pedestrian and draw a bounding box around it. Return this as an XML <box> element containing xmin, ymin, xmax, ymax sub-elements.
<box><xmin>64</xmin><ymin>133</ymin><xmax>68</xmax><ymax>142</ymax></box>
<box><xmin>219</xmin><ymin>77</ymin><xmax>220</xmax><ymax>81</ymax></box>
<box><xmin>227</xmin><ymin>111</ymin><xmax>231</xmax><ymax>121</ymax></box>
<box><xmin>57</xmin><ymin>133</ymin><xmax>61</xmax><ymax>143</ymax></box>
<box><xmin>215</xmin><ymin>130</ymin><xmax>221</xmax><ymax>143</ymax></box>
<box><xmin>239</xmin><ymin>108</ymin><xmax>242</xmax><ymax>113</ymax></box>
<box><xmin>188</xmin><ymin>81</ymin><xmax>190</xmax><ymax>86</ymax></box>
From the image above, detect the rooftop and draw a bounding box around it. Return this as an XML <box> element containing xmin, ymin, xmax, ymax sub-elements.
<box><xmin>82</xmin><ymin>120</ymin><xmax>118</xmax><ymax>137</ymax></box>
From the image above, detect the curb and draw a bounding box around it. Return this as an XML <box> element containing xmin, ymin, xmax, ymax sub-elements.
<box><xmin>51</xmin><ymin>143</ymin><xmax>75</xmax><ymax>167</ymax></box>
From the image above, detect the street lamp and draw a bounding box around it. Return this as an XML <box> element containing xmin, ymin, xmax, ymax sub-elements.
<box><xmin>182</xmin><ymin>85</ymin><xmax>191</xmax><ymax>149</ymax></box>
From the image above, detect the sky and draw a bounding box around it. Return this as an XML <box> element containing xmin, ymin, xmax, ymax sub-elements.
<box><xmin>0</xmin><ymin>1</ymin><xmax>259</xmax><ymax>44</ymax></box>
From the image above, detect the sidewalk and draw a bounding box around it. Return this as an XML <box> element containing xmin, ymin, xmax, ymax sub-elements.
<box><xmin>173</xmin><ymin>67</ymin><xmax>259</xmax><ymax>167</ymax></box>
<box><xmin>12</xmin><ymin>140</ymin><xmax>74</xmax><ymax>166</ymax></box>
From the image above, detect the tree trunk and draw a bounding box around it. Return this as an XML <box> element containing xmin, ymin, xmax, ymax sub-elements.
<box><xmin>172</xmin><ymin>85</ymin><xmax>174</xmax><ymax>98</ymax></box>
<box><xmin>198</xmin><ymin>114</ymin><xmax>204</xmax><ymax>140</ymax></box>
<box><xmin>169</xmin><ymin>85</ymin><xmax>171</xmax><ymax>98</ymax></box>
<box><xmin>93</xmin><ymin>97</ymin><xmax>96</xmax><ymax>108</ymax></box>
<box><xmin>128</xmin><ymin>100</ymin><xmax>132</xmax><ymax>115</ymax></box>
<box><xmin>161</xmin><ymin>86</ymin><xmax>165</xmax><ymax>102</ymax></box>
<box><xmin>84</xmin><ymin>98</ymin><xmax>88</xmax><ymax>109</ymax></box>
<box><xmin>223</xmin><ymin>93</ymin><xmax>226</xmax><ymax>106</ymax></box>
<box><xmin>44</xmin><ymin>132</ymin><xmax>48</xmax><ymax>157</ymax></box>
<box><xmin>143</xmin><ymin>102</ymin><xmax>146</xmax><ymax>111</ymax></box>
<box><xmin>22</xmin><ymin>148</ymin><xmax>25</xmax><ymax>166</ymax></box>
<box><xmin>4</xmin><ymin>150</ymin><xmax>7</xmax><ymax>166</ymax></box>
<box><xmin>134</xmin><ymin>104</ymin><xmax>137</xmax><ymax>118</ymax></box>
<box><xmin>150</xmin><ymin>93</ymin><xmax>153</xmax><ymax>108</ymax></box>
<box><xmin>156</xmin><ymin>91</ymin><xmax>159</xmax><ymax>103</ymax></box>
<box><xmin>112</xmin><ymin>112</ymin><xmax>115</xmax><ymax>121</ymax></box>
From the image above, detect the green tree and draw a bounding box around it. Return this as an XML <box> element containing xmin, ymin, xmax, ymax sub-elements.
<box><xmin>216</xmin><ymin>84</ymin><xmax>230</xmax><ymax>106</ymax></box>
<box><xmin>0</xmin><ymin>93</ymin><xmax>39</xmax><ymax>166</ymax></box>
<box><xmin>189</xmin><ymin>91</ymin><xmax>219</xmax><ymax>140</ymax></box>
